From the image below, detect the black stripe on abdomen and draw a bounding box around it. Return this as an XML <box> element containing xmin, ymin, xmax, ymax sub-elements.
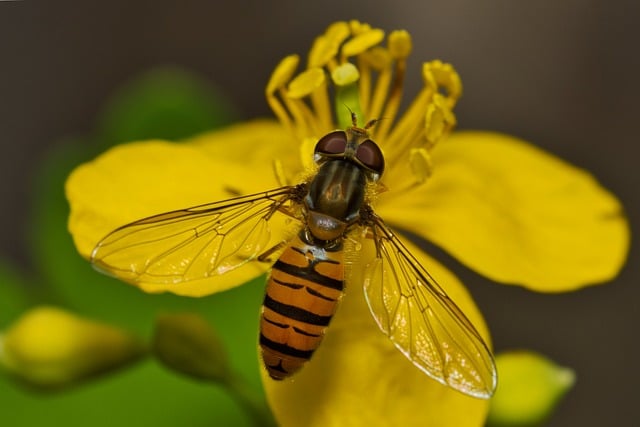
<box><xmin>263</xmin><ymin>294</ymin><xmax>332</xmax><ymax>326</ymax></box>
<box><xmin>273</xmin><ymin>259</ymin><xmax>343</xmax><ymax>291</ymax></box>
<box><xmin>260</xmin><ymin>233</ymin><xmax>344</xmax><ymax>380</ymax></box>
<box><xmin>259</xmin><ymin>333</ymin><xmax>315</xmax><ymax>359</ymax></box>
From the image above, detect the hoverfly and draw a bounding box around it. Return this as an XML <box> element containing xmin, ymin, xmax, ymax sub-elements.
<box><xmin>91</xmin><ymin>114</ymin><xmax>497</xmax><ymax>399</ymax></box>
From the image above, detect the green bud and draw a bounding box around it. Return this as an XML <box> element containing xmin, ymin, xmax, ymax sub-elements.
<box><xmin>487</xmin><ymin>350</ymin><xmax>576</xmax><ymax>427</ymax></box>
<box><xmin>0</xmin><ymin>306</ymin><xmax>145</xmax><ymax>390</ymax></box>
<box><xmin>152</xmin><ymin>313</ymin><xmax>230</xmax><ymax>383</ymax></box>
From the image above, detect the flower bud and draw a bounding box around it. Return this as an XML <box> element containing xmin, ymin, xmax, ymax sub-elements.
<box><xmin>0</xmin><ymin>306</ymin><xmax>145</xmax><ymax>389</ymax></box>
<box><xmin>487</xmin><ymin>350</ymin><xmax>576</xmax><ymax>426</ymax></box>
<box><xmin>152</xmin><ymin>313</ymin><xmax>230</xmax><ymax>383</ymax></box>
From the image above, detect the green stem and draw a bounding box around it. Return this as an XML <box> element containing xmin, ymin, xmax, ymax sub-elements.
<box><xmin>223</xmin><ymin>374</ymin><xmax>277</xmax><ymax>427</ymax></box>
<box><xmin>335</xmin><ymin>82</ymin><xmax>363</xmax><ymax>129</ymax></box>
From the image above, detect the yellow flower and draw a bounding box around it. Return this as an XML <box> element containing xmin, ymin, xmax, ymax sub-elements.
<box><xmin>65</xmin><ymin>20</ymin><xmax>628</xmax><ymax>426</ymax></box>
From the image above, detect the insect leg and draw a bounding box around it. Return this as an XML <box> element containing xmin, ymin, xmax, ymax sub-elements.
<box><xmin>258</xmin><ymin>240</ymin><xmax>289</xmax><ymax>263</ymax></box>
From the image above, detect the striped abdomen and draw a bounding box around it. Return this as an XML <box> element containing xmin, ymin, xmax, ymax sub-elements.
<box><xmin>260</xmin><ymin>233</ymin><xmax>344</xmax><ymax>379</ymax></box>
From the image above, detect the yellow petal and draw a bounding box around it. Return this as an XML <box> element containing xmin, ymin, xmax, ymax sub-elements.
<box><xmin>189</xmin><ymin>119</ymin><xmax>301</xmax><ymax>178</ymax></box>
<box><xmin>262</xmin><ymin>237</ymin><xmax>490</xmax><ymax>427</ymax></box>
<box><xmin>379</xmin><ymin>131</ymin><xmax>629</xmax><ymax>291</ymax></box>
<box><xmin>66</xmin><ymin>121</ymin><xmax>293</xmax><ymax>296</ymax></box>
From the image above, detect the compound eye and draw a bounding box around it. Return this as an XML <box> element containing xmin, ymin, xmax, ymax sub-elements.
<box><xmin>315</xmin><ymin>131</ymin><xmax>347</xmax><ymax>156</ymax></box>
<box><xmin>356</xmin><ymin>139</ymin><xmax>385</xmax><ymax>175</ymax></box>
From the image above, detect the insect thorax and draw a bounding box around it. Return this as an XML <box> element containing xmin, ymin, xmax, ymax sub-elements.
<box><xmin>304</xmin><ymin>160</ymin><xmax>366</xmax><ymax>242</ymax></box>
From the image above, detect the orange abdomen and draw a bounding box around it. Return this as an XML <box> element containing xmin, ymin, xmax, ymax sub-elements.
<box><xmin>259</xmin><ymin>234</ymin><xmax>344</xmax><ymax>379</ymax></box>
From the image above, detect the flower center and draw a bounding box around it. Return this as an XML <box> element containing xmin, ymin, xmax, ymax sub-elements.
<box><xmin>265</xmin><ymin>20</ymin><xmax>463</xmax><ymax>187</ymax></box>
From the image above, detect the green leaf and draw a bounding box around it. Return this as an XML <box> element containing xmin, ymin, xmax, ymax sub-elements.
<box><xmin>0</xmin><ymin>361</ymin><xmax>253</xmax><ymax>427</ymax></box>
<box><xmin>98</xmin><ymin>67</ymin><xmax>236</xmax><ymax>146</ymax></box>
<box><xmin>0</xmin><ymin>260</ymin><xmax>30</xmax><ymax>327</ymax></box>
<box><xmin>27</xmin><ymin>139</ymin><xmax>95</xmax><ymax>303</ymax></box>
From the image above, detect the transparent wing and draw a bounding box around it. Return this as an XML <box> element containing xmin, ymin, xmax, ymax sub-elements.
<box><xmin>91</xmin><ymin>186</ymin><xmax>302</xmax><ymax>284</ymax></box>
<box><xmin>362</xmin><ymin>214</ymin><xmax>497</xmax><ymax>399</ymax></box>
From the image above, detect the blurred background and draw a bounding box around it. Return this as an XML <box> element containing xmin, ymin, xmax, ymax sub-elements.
<box><xmin>1</xmin><ymin>1</ymin><xmax>638</xmax><ymax>426</ymax></box>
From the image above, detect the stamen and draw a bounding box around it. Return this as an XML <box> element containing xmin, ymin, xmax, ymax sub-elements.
<box><xmin>285</xmin><ymin>97</ymin><xmax>322</xmax><ymax>139</ymax></box>
<box><xmin>385</xmin><ymin>60</ymin><xmax>461</xmax><ymax>165</ymax></box>
<box><xmin>266</xmin><ymin>55</ymin><xmax>300</xmax><ymax>134</ymax></box>
<box><xmin>357</xmin><ymin>56</ymin><xmax>372</xmax><ymax>116</ymax></box>
<box><xmin>280</xmin><ymin>93</ymin><xmax>310</xmax><ymax>141</ymax></box>
<box><xmin>332</xmin><ymin>63</ymin><xmax>360</xmax><ymax>88</ymax></box>
<box><xmin>349</xmin><ymin>20</ymin><xmax>371</xmax><ymax>35</ymax></box>
<box><xmin>264</xmin><ymin>21</ymin><xmax>461</xmax><ymax>191</ymax></box>
<box><xmin>423</xmin><ymin>60</ymin><xmax>462</xmax><ymax>108</ymax></box>
<box><xmin>425</xmin><ymin>94</ymin><xmax>456</xmax><ymax>150</ymax></box>
<box><xmin>267</xmin><ymin>94</ymin><xmax>294</xmax><ymax>135</ymax></box>
<box><xmin>375</xmin><ymin>30</ymin><xmax>413</xmax><ymax>141</ymax></box>
<box><xmin>367</xmin><ymin>58</ymin><xmax>393</xmax><ymax>126</ymax></box>
<box><xmin>341</xmin><ymin>28</ymin><xmax>385</xmax><ymax>62</ymax></box>
<box><xmin>388</xmin><ymin>30</ymin><xmax>412</xmax><ymax>59</ymax></box>
<box><xmin>308</xmin><ymin>22</ymin><xmax>350</xmax><ymax>69</ymax></box>
<box><xmin>287</xmin><ymin>68</ymin><xmax>325</xmax><ymax>98</ymax></box>
<box><xmin>358</xmin><ymin>47</ymin><xmax>391</xmax><ymax>119</ymax></box>
<box><xmin>385</xmin><ymin>87</ymin><xmax>431</xmax><ymax>160</ymax></box>
<box><xmin>266</xmin><ymin>55</ymin><xmax>300</xmax><ymax>95</ymax></box>
<box><xmin>326</xmin><ymin>21</ymin><xmax>351</xmax><ymax>42</ymax></box>
<box><xmin>409</xmin><ymin>147</ymin><xmax>433</xmax><ymax>183</ymax></box>
<box><xmin>311</xmin><ymin>83</ymin><xmax>333</xmax><ymax>134</ymax></box>
<box><xmin>288</xmin><ymin>68</ymin><xmax>332</xmax><ymax>132</ymax></box>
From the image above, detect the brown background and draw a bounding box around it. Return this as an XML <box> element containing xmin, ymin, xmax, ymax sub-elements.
<box><xmin>1</xmin><ymin>1</ymin><xmax>638</xmax><ymax>425</ymax></box>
